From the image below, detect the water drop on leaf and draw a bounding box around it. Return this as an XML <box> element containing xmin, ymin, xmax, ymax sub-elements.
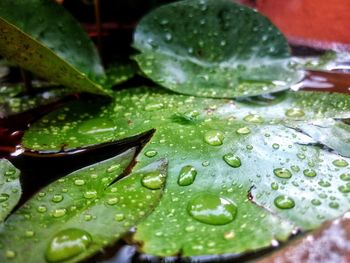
<box><xmin>274</xmin><ymin>195</ymin><xmax>295</xmax><ymax>209</ymax></box>
<box><xmin>141</xmin><ymin>171</ymin><xmax>166</xmax><ymax>190</ymax></box>
<box><xmin>204</xmin><ymin>130</ymin><xmax>225</xmax><ymax>146</ymax></box>
<box><xmin>273</xmin><ymin>168</ymin><xmax>292</xmax><ymax>179</ymax></box>
<box><xmin>178</xmin><ymin>165</ymin><xmax>197</xmax><ymax>186</ymax></box>
<box><xmin>223</xmin><ymin>153</ymin><xmax>241</xmax><ymax>168</ymax></box>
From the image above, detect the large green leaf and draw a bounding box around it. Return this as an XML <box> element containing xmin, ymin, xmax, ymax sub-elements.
<box><xmin>0</xmin><ymin>159</ymin><xmax>21</xmax><ymax>222</ymax></box>
<box><xmin>22</xmin><ymin>87</ymin><xmax>350</xmax><ymax>256</ymax></box>
<box><xmin>133</xmin><ymin>0</ymin><xmax>302</xmax><ymax>98</ymax></box>
<box><xmin>0</xmin><ymin>0</ymin><xmax>107</xmax><ymax>95</ymax></box>
<box><xmin>0</xmin><ymin>148</ymin><xmax>166</xmax><ymax>262</ymax></box>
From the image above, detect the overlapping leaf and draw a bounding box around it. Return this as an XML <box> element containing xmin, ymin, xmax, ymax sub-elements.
<box><xmin>0</xmin><ymin>148</ymin><xmax>166</xmax><ymax>262</ymax></box>
<box><xmin>133</xmin><ymin>0</ymin><xmax>303</xmax><ymax>98</ymax></box>
<box><xmin>22</xmin><ymin>86</ymin><xmax>350</xmax><ymax>256</ymax></box>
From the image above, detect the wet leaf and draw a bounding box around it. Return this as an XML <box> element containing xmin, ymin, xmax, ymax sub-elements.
<box><xmin>133</xmin><ymin>0</ymin><xmax>302</xmax><ymax>98</ymax></box>
<box><xmin>0</xmin><ymin>148</ymin><xmax>166</xmax><ymax>262</ymax></box>
<box><xmin>0</xmin><ymin>0</ymin><xmax>108</xmax><ymax>95</ymax></box>
<box><xmin>22</xmin><ymin>87</ymin><xmax>350</xmax><ymax>256</ymax></box>
<box><xmin>0</xmin><ymin>159</ymin><xmax>21</xmax><ymax>222</ymax></box>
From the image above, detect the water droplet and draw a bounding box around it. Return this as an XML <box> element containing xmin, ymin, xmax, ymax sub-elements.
<box><xmin>272</xmin><ymin>143</ymin><xmax>280</xmax><ymax>149</ymax></box>
<box><xmin>0</xmin><ymin>193</ymin><xmax>9</xmax><ymax>203</ymax></box>
<box><xmin>141</xmin><ymin>171</ymin><xmax>166</xmax><ymax>190</ymax></box>
<box><xmin>338</xmin><ymin>183</ymin><xmax>350</xmax><ymax>193</ymax></box>
<box><xmin>204</xmin><ymin>130</ymin><xmax>225</xmax><ymax>146</ymax></box>
<box><xmin>45</xmin><ymin>228</ymin><xmax>92</xmax><ymax>262</ymax></box>
<box><xmin>340</xmin><ymin>173</ymin><xmax>350</xmax><ymax>181</ymax></box>
<box><xmin>107</xmin><ymin>164</ymin><xmax>120</xmax><ymax>173</ymax></box>
<box><xmin>273</xmin><ymin>168</ymin><xmax>292</xmax><ymax>179</ymax></box>
<box><xmin>224</xmin><ymin>230</ymin><xmax>235</xmax><ymax>240</ymax></box>
<box><xmin>223</xmin><ymin>153</ymin><xmax>241</xmax><ymax>168</ymax></box>
<box><xmin>84</xmin><ymin>190</ymin><xmax>97</xmax><ymax>199</ymax></box>
<box><xmin>106</xmin><ymin>197</ymin><xmax>119</xmax><ymax>205</ymax></box>
<box><xmin>271</xmin><ymin>182</ymin><xmax>279</xmax><ymax>190</ymax></box>
<box><xmin>187</xmin><ymin>194</ymin><xmax>237</xmax><ymax>225</ymax></box>
<box><xmin>74</xmin><ymin>179</ymin><xmax>85</xmax><ymax>186</ymax></box>
<box><xmin>297</xmin><ymin>153</ymin><xmax>306</xmax><ymax>160</ymax></box>
<box><xmin>165</xmin><ymin>33</ymin><xmax>172</xmax><ymax>41</ymax></box>
<box><xmin>291</xmin><ymin>165</ymin><xmax>300</xmax><ymax>172</ymax></box>
<box><xmin>53</xmin><ymin>208</ymin><xmax>67</xmax><ymax>218</ymax></box>
<box><xmin>318</xmin><ymin>180</ymin><xmax>331</xmax><ymax>187</ymax></box>
<box><xmin>285</xmin><ymin>108</ymin><xmax>305</xmax><ymax>118</ymax></box>
<box><xmin>5</xmin><ymin>168</ymin><xmax>16</xmax><ymax>177</ymax></box>
<box><xmin>114</xmin><ymin>213</ymin><xmax>125</xmax><ymax>221</ymax></box>
<box><xmin>202</xmin><ymin>161</ymin><xmax>210</xmax><ymax>167</ymax></box>
<box><xmin>178</xmin><ymin>165</ymin><xmax>197</xmax><ymax>186</ymax></box>
<box><xmin>37</xmin><ymin>205</ymin><xmax>47</xmax><ymax>213</ymax></box>
<box><xmin>274</xmin><ymin>195</ymin><xmax>295</xmax><ymax>209</ymax></box>
<box><xmin>243</xmin><ymin>114</ymin><xmax>264</xmax><ymax>123</ymax></box>
<box><xmin>333</xmin><ymin>159</ymin><xmax>349</xmax><ymax>167</ymax></box>
<box><xmin>329</xmin><ymin>202</ymin><xmax>339</xmax><ymax>209</ymax></box>
<box><xmin>84</xmin><ymin>214</ymin><xmax>92</xmax><ymax>221</ymax></box>
<box><xmin>145</xmin><ymin>150</ymin><xmax>158</xmax><ymax>158</ymax></box>
<box><xmin>145</xmin><ymin>103</ymin><xmax>164</xmax><ymax>111</ymax></box>
<box><xmin>236</xmin><ymin>127</ymin><xmax>251</xmax><ymax>135</ymax></box>
<box><xmin>52</xmin><ymin>194</ymin><xmax>63</xmax><ymax>203</ymax></box>
<box><xmin>311</xmin><ymin>199</ymin><xmax>321</xmax><ymax>206</ymax></box>
<box><xmin>303</xmin><ymin>169</ymin><xmax>317</xmax><ymax>177</ymax></box>
<box><xmin>5</xmin><ymin>250</ymin><xmax>16</xmax><ymax>259</ymax></box>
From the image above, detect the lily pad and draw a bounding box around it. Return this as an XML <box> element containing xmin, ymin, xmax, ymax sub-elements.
<box><xmin>0</xmin><ymin>0</ymin><xmax>108</xmax><ymax>95</ymax></box>
<box><xmin>0</xmin><ymin>147</ymin><xmax>166</xmax><ymax>262</ymax></box>
<box><xmin>0</xmin><ymin>159</ymin><xmax>21</xmax><ymax>222</ymax></box>
<box><xmin>22</xmin><ymin>86</ymin><xmax>350</xmax><ymax>256</ymax></box>
<box><xmin>133</xmin><ymin>0</ymin><xmax>302</xmax><ymax>98</ymax></box>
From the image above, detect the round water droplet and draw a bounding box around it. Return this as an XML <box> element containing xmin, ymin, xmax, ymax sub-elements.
<box><xmin>141</xmin><ymin>171</ymin><xmax>166</xmax><ymax>190</ymax></box>
<box><xmin>187</xmin><ymin>194</ymin><xmax>237</xmax><ymax>225</ymax></box>
<box><xmin>74</xmin><ymin>179</ymin><xmax>85</xmax><ymax>186</ymax></box>
<box><xmin>204</xmin><ymin>130</ymin><xmax>225</xmax><ymax>146</ymax></box>
<box><xmin>272</xmin><ymin>143</ymin><xmax>280</xmax><ymax>149</ymax></box>
<box><xmin>37</xmin><ymin>205</ymin><xmax>47</xmax><ymax>213</ymax></box>
<box><xmin>311</xmin><ymin>199</ymin><xmax>321</xmax><ymax>206</ymax></box>
<box><xmin>114</xmin><ymin>213</ymin><xmax>125</xmax><ymax>222</ymax></box>
<box><xmin>271</xmin><ymin>182</ymin><xmax>279</xmax><ymax>190</ymax></box>
<box><xmin>0</xmin><ymin>193</ymin><xmax>9</xmax><ymax>203</ymax></box>
<box><xmin>333</xmin><ymin>159</ymin><xmax>349</xmax><ymax>167</ymax></box>
<box><xmin>318</xmin><ymin>180</ymin><xmax>331</xmax><ymax>187</ymax></box>
<box><xmin>106</xmin><ymin>197</ymin><xmax>119</xmax><ymax>205</ymax></box>
<box><xmin>274</xmin><ymin>195</ymin><xmax>295</xmax><ymax>209</ymax></box>
<box><xmin>145</xmin><ymin>150</ymin><xmax>158</xmax><ymax>158</ymax></box>
<box><xmin>303</xmin><ymin>169</ymin><xmax>317</xmax><ymax>178</ymax></box>
<box><xmin>5</xmin><ymin>250</ymin><xmax>16</xmax><ymax>259</ymax></box>
<box><xmin>178</xmin><ymin>165</ymin><xmax>197</xmax><ymax>186</ymax></box>
<box><xmin>84</xmin><ymin>190</ymin><xmax>97</xmax><ymax>199</ymax></box>
<box><xmin>338</xmin><ymin>183</ymin><xmax>350</xmax><ymax>193</ymax></box>
<box><xmin>202</xmin><ymin>161</ymin><xmax>210</xmax><ymax>167</ymax></box>
<box><xmin>45</xmin><ymin>228</ymin><xmax>92</xmax><ymax>262</ymax></box>
<box><xmin>285</xmin><ymin>108</ymin><xmax>305</xmax><ymax>118</ymax></box>
<box><xmin>52</xmin><ymin>194</ymin><xmax>63</xmax><ymax>203</ymax></box>
<box><xmin>243</xmin><ymin>114</ymin><xmax>264</xmax><ymax>123</ymax></box>
<box><xmin>53</xmin><ymin>208</ymin><xmax>67</xmax><ymax>218</ymax></box>
<box><xmin>273</xmin><ymin>168</ymin><xmax>292</xmax><ymax>179</ymax></box>
<box><xmin>223</xmin><ymin>153</ymin><xmax>241</xmax><ymax>168</ymax></box>
<box><xmin>340</xmin><ymin>173</ymin><xmax>350</xmax><ymax>181</ymax></box>
<box><xmin>224</xmin><ymin>230</ymin><xmax>235</xmax><ymax>240</ymax></box>
<box><xmin>236</xmin><ymin>127</ymin><xmax>251</xmax><ymax>135</ymax></box>
<box><xmin>329</xmin><ymin>202</ymin><xmax>339</xmax><ymax>209</ymax></box>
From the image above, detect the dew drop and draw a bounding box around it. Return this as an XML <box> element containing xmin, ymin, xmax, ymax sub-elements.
<box><xmin>187</xmin><ymin>194</ymin><xmax>237</xmax><ymax>225</ymax></box>
<box><xmin>0</xmin><ymin>193</ymin><xmax>9</xmax><ymax>203</ymax></box>
<box><xmin>204</xmin><ymin>130</ymin><xmax>225</xmax><ymax>146</ymax></box>
<box><xmin>224</xmin><ymin>230</ymin><xmax>235</xmax><ymax>240</ymax></box>
<box><xmin>5</xmin><ymin>250</ymin><xmax>16</xmax><ymax>259</ymax></box>
<box><xmin>311</xmin><ymin>199</ymin><xmax>321</xmax><ymax>206</ymax></box>
<box><xmin>114</xmin><ymin>213</ymin><xmax>125</xmax><ymax>222</ymax></box>
<box><xmin>106</xmin><ymin>197</ymin><xmax>119</xmax><ymax>205</ymax></box>
<box><xmin>141</xmin><ymin>171</ymin><xmax>166</xmax><ymax>190</ymax></box>
<box><xmin>303</xmin><ymin>169</ymin><xmax>317</xmax><ymax>178</ymax></box>
<box><xmin>84</xmin><ymin>190</ymin><xmax>97</xmax><ymax>199</ymax></box>
<box><xmin>329</xmin><ymin>202</ymin><xmax>339</xmax><ymax>209</ymax></box>
<box><xmin>37</xmin><ymin>205</ymin><xmax>47</xmax><ymax>213</ymax></box>
<box><xmin>285</xmin><ymin>108</ymin><xmax>305</xmax><ymax>118</ymax></box>
<box><xmin>333</xmin><ymin>159</ymin><xmax>349</xmax><ymax>167</ymax></box>
<box><xmin>274</xmin><ymin>195</ymin><xmax>295</xmax><ymax>209</ymax></box>
<box><xmin>338</xmin><ymin>183</ymin><xmax>350</xmax><ymax>193</ymax></box>
<box><xmin>45</xmin><ymin>228</ymin><xmax>92</xmax><ymax>262</ymax></box>
<box><xmin>236</xmin><ymin>127</ymin><xmax>251</xmax><ymax>135</ymax></box>
<box><xmin>145</xmin><ymin>150</ymin><xmax>158</xmax><ymax>158</ymax></box>
<box><xmin>272</xmin><ymin>143</ymin><xmax>280</xmax><ymax>149</ymax></box>
<box><xmin>223</xmin><ymin>153</ymin><xmax>241</xmax><ymax>168</ymax></box>
<box><xmin>273</xmin><ymin>168</ymin><xmax>292</xmax><ymax>179</ymax></box>
<box><xmin>53</xmin><ymin>208</ymin><xmax>67</xmax><ymax>218</ymax></box>
<box><xmin>25</xmin><ymin>230</ymin><xmax>35</xmax><ymax>237</ymax></box>
<box><xmin>74</xmin><ymin>179</ymin><xmax>85</xmax><ymax>186</ymax></box>
<box><xmin>52</xmin><ymin>194</ymin><xmax>63</xmax><ymax>203</ymax></box>
<box><xmin>243</xmin><ymin>114</ymin><xmax>264</xmax><ymax>123</ymax></box>
<box><xmin>178</xmin><ymin>165</ymin><xmax>197</xmax><ymax>186</ymax></box>
<box><xmin>107</xmin><ymin>164</ymin><xmax>120</xmax><ymax>173</ymax></box>
<box><xmin>271</xmin><ymin>182</ymin><xmax>279</xmax><ymax>190</ymax></box>
<box><xmin>340</xmin><ymin>173</ymin><xmax>350</xmax><ymax>181</ymax></box>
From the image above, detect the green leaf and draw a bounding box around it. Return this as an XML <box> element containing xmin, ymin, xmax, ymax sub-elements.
<box><xmin>22</xmin><ymin>87</ymin><xmax>350</xmax><ymax>256</ymax></box>
<box><xmin>0</xmin><ymin>148</ymin><xmax>166</xmax><ymax>262</ymax></box>
<box><xmin>0</xmin><ymin>159</ymin><xmax>21</xmax><ymax>222</ymax></box>
<box><xmin>0</xmin><ymin>0</ymin><xmax>108</xmax><ymax>95</ymax></box>
<box><xmin>133</xmin><ymin>0</ymin><xmax>302</xmax><ymax>98</ymax></box>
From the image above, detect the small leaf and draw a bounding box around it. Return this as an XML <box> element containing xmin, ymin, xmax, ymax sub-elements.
<box><xmin>0</xmin><ymin>148</ymin><xmax>166</xmax><ymax>263</ymax></box>
<box><xmin>0</xmin><ymin>159</ymin><xmax>21</xmax><ymax>222</ymax></box>
<box><xmin>0</xmin><ymin>0</ymin><xmax>108</xmax><ymax>95</ymax></box>
<box><xmin>133</xmin><ymin>0</ymin><xmax>302</xmax><ymax>98</ymax></box>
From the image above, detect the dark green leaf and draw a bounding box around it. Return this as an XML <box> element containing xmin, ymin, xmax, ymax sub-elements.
<box><xmin>0</xmin><ymin>148</ymin><xmax>166</xmax><ymax>262</ymax></box>
<box><xmin>0</xmin><ymin>159</ymin><xmax>21</xmax><ymax>222</ymax></box>
<box><xmin>0</xmin><ymin>0</ymin><xmax>108</xmax><ymax>95</ymax></box>
<box><xmin>133</xmin><ymin>0</ymin><xmax>302</xmax><ymax>98</ymax></box>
